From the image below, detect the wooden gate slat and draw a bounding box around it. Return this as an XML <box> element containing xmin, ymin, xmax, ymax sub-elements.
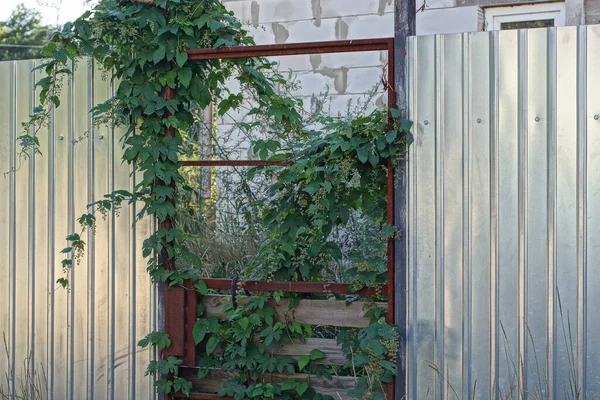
<box><xmin>181</xmin><ymin>368</ymin><xmax>358</xmax><ymax>399</ymax></box>
<box><xmin>209</xmin><ymin>337</ymin><xmax>347</xmax><ymax>365</ymax></box>
<box><xmin>200</xmin><ymin>295</ymin><xmax>386</xmax><ymax>328</ymax></box>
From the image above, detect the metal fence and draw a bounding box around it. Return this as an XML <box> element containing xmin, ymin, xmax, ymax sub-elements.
<box><xmin>3</xmin><ymin>24</ymin><xmax>600</xmax><ymax>400</ymax></box>
<box><xmin>406</xmin><ymin>25</ymin><xmax>600</xmax><ymax>398</ymax></box>
<box><xmin>0</xmin><ymin>59</ymin><xmax>157</xmax><ymax>399</ymax></box>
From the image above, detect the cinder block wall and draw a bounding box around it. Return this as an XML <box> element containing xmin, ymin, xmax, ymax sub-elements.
<box><xmin>586</xmin><ymin>0</ymin><xmax>600</xmax><ymax>24</ymax></box>
<box><xmin>217</xmin><ymin>0</ymin><xmax>394</xmax><ymax>159</ymax></box>
<box><xmin>224</xmin><ymin>0</ymin><xmax>394</xmax><ymax>44</ymax></box>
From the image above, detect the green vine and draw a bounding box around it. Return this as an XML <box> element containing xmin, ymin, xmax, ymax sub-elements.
<box><xmin>22</xmin><ymin>0</ymin><xmax>413</xmax><ymax>398</ymax></box>
<box><xmin>187</xmin><ymin>107</ymin><xmax>410</xmax><ymax>399</ymax></box>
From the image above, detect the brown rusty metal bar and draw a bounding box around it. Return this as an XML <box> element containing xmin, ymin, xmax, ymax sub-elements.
<box><xmin>194</xmin><ymin>278</ymin><xmax>386</xmax><ymax>295</ymax></box>
<box><xmin>163</xmin><ymin>285</ymin><xmax>186</xmax><ymax>357</ymax></box>
<box><xmin>187</xmin><ymin>38</ymin><xmax>393</xmax><ymax>60</ymax></box>
<box><xmin>162</xmin><ymin>85</ymin><xmax>187</xmax><ymax>360</ymax></box>
<box><xmin>181</xmin><ymin>160</ymin><xmax>292</xmax><ymax>167</ymax></box>
<box><xmin>183</xmin><ymin>288</ymin><xmax>198</xmax><ymax>367</ymax></box>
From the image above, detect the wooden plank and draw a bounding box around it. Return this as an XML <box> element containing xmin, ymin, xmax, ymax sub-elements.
<box><xmin>210</xmin><ymin>338</ymin><xmax>347</xmax><ymax>366</ymax></box>
<box><xmin>195</xmin><ymin>278</ymin><xmax>386</xmax><ymax>295</ymax></box>
<box><xmin>180</xmin><ymin>368</ymin><xmax>358</xmax><ymax>399</ymax></box>
<box><xmin>200</xmin><ymin>295</ymin><xmax>386</xmax><ymax>328</ymax></box>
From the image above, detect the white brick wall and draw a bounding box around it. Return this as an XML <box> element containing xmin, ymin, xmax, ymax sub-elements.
<box><xmin>215</xmin><ymin>0</ymin><xmax>392</xmax><ymax>164</ymax></box>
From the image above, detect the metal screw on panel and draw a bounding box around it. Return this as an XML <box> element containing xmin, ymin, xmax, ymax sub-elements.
<box><xmin>99</xmin><ymin>135</ymin><xmax>104</xmax><ymax>139</ymax></box>
<box><xmin>424</xmin><ymin>120</ymin><xmax>429</xmax><ymax>126</ymax></box>
<box><xmin>476</xmin><ymin>118</ymin><xmax>482</xmax><ymax>124</ymax></box>
<box><xmin>535</xmin><ymin>117</ymin><xmax>540</xmax><ymax>122</ymax></box>
<box><xmin>59</xmin><ymin>135</ymin><xmax>64</xmax><ymax>141</ymax></box>
<box><xmin>594</xmin><ymin>114</ymin><xmax>599</xmax><ymax>121</ymax></box>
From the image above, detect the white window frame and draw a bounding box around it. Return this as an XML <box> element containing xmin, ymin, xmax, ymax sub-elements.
<box><xmin>484</xmin><ymin>2</ymin><xmax>566</xmax><ymax>31</ymax></box>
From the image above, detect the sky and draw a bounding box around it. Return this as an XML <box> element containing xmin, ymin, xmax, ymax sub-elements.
<box><xmin>0</xmin><ymin>0</ymin><xmax>92</xmax><ymax>25</ymax></box>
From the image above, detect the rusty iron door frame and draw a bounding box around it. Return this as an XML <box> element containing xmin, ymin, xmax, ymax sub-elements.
<box><xmin>161</xmin><ymin>38</ymin><xmax>398</xmax><ymax>399</ymax></box>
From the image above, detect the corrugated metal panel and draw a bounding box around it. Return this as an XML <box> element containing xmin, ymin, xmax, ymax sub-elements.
<box><xmin>0</xmin><ymin>59</ymin><xmax>158</xmax><ymax>399</ymax></box>
<box><xmin>406</xmin><ymin>25</ymin><xmax>600</xmax><ymax>398</ymax></box>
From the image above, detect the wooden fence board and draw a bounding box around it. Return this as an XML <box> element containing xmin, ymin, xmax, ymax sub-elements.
<box><xmin>200</xmin><ymin>295</ymin><xmax>386</xmax><ymax>328</ymax></box>
<box><xmin>180</xmin><ymin>368</ymin><xmax>358</xmax><ymax>399</ymax></box>
<box><xmin>210</xmin><ymin>338</ymin><xmax>347</xmax><ymax>365</ymax></box>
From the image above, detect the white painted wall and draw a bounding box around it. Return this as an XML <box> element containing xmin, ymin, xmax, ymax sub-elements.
<box><xmin>417</xmin><ymin>6</ymin><xmax>483</xmax><ymax>34</ymax></box>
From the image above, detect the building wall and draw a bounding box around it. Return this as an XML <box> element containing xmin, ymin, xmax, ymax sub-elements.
<box><xmin>417</xmin><ymin>0</ymin><xmax>589</xmax><ymax>35</ymax></box>
<box><xmin>587</xmin><ymin>0</ymin><xmax>600</xmax><ymax>23</ymax></box>
<box><xmin>219</xmin><ymin>0</ymin><xmax>393</xmax><ymax>160</ymax></box>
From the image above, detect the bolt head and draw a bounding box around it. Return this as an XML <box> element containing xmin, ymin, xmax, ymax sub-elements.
<box><xmin>476</xmin><ymin>118</ymin><xmax>482</xmax><ymax>124</ymax></box>
<box><xmin>59</xmin><ymin>135</ymin><xmax>64</xmax><ymax>141</ymax></box>
<box><xmin>535</xmin><ymin>117</ymin><xmax>540</xmax><ymax>122</ymax></box>
<box><xmin>99</xmin><ymin>135</ymin><xmax>104</xmax><ymax>140</ymax></box>
<box><xmin>424</xmin><ymin>120</ymin><xmax>429</xmax><ymax>126</ymax></box>
<box><xmin>594</xmin><ymin>114</ymin><xmax>599</xmax><ymax>121</ymax></box>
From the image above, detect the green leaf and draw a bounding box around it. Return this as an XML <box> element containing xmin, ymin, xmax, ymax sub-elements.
<box><xmin>297</xmin><ymin>355</ymin><xmax>310</xmax><ymax>371</ymax></box>
<box><xmin>357</xmin><ymin>146</ymin><xmax>369</xmax><ymax>164</ymax></box>
<box><xmin>369</xmin><ymin>151</ymin><xmax>379</xmax><ymax>166</ymax></box>
<box><xmin>195</xmin><ymin>280</ymin><xmax>209</xmax><ymax>295</ymax></box>
<box><xmin>238</xmin><ymin>317</ymin><xmax>249</xmax><ymax>331</ymax></box>
<box><xmin>390</xmin><ymin>108</ymin><xmax>402</xmax><ymax>118</ymax></box>
<box><xmin>354</xmin><ymin>355</ymin><xmax>371</xmax><ymax>365</ymax></box>
<box><xmin>281</xmin><ymin>242</ymin><xmax>295</xmax><ymax>255</ymax></box>
<box><xmin>190</xmin><ymin>79</ymin><xmax>211</xmax><ymax>108</ymax></box>
<box><xmin>56</xmin><ymin>278</ymin><xmax>69</xmax><ymax>288</ymax></box>
<box><xmin>66</xmin><ymin>233</ymin><xmax>80</xmax><ymax>241</ymax></box>
<box><xmin>206</xmin><ymin>317</ymin><xmax>220</xmax><ymax>333</ymax></box>
<box><xmin>178</xmin><ymin>67</ymin><xmax>192</xmax><ymax>88</ymax></box>
<box><xmin>176</xmin><ymin>52</ymin><xmax>188</xmax><ymax>67</ymax></box>
<box><xmin>386</xmin><ymin>130</ymin><xmax>398</xmax><ymax>143</ymax></box>
<box><xmin>309</xmin><ymin>349</ymin><xmax>325</xmax><ymax>361</ymax></box>
<box><xmin>296</xmin><ymin>382</ymin><xmax>309</xmax><ymax>396</ymax></box>
<box><xmin>192</xmin><ymin>320</ymin><xmax>207</xmax><ymax>344</ymax></box>
<box><xmin>153</xmin><ymin>45</ymin><xmax>166</xmax><ymax>64</ymax></box>
<box><xmin>206</xmin><ymin>335</ymin><xmax>219</xmax><ymax>355</ymax></box>
<box><xmin>401</xmin><ymin>118</ymin><xmax>414</xmax><ymax>132</ymax></box>
<box><xmin>281</xmin><ymin>380</ymin><xmax>297</xmax><ymax>391</ymax></box>
<box><xmin>252</xmin><ymin>387</ymin><xmax>264</xmax><ymax>396</ymax></box>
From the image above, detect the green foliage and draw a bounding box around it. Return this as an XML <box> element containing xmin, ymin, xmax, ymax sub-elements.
<box><xmin>193</xmin><ymin>294</ymin><xmax>333</xmax><ymax>400</ymax></box>
<box><xmin>0</xmin><ymin>4</ymin><xmax>54</xmax><ymax>61</ymax></box>
<box><xmin>248</xmin><ymin>108</ymin><xmax>412</xmax><ymax>284</ymax></box>
<box><xmin>28</xmin><ymin>0</ymin><xmax>302</xmax><ymax>289</ymax></box>
<box><xmin>337</xmin><ymin>314</ymin><xmax>399</xmax><ymax>400</ymax></box>
<box><xmin>23</xmin><ymin>0</ymin><xmax>413</xmax><ymax>398</ymax></box>
<box><xmin>138</xmin><ymin>331</ymin><xmax>172</xmax><ymax>351</ymax></box>
<box><xmin>138</xmin><ymin>332</ymin><xmax>193</xmax><ymax>396</ymax></box>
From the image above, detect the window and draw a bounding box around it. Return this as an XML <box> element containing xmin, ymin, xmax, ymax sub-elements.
<box><xmin>484</xmin><ymin>2</ymin><xmax>566</xmax><ymax>31</ymax></box>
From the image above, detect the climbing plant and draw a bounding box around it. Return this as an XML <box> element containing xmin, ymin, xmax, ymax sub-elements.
<box><xmin>20</xmin><ymin>0</ymin><xmax>413</xmax><ymax>398</ymax></box>
<box><xmin>191</xmin><ymin>108</ymin><xmax>411</xmax><ymax>400</ymax></box>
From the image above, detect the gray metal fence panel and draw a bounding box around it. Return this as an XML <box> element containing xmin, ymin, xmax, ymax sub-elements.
<box><xmin>0</xmin><ymin>58</ymin><xmax>157</xmax><ymax>400</ymax></box>
<box><xmin>406</xmin><ymin>25</ymin><xmax>600</xmax><ymax>399</ymax></box>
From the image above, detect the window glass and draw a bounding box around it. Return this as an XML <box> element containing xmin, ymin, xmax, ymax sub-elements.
<box><xmin>500</xmin><ymin>19</ymin><xmax>554</xmax><ymax>30</ymax></box>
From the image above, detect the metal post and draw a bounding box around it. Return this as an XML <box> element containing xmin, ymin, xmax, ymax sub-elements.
<box><xmin>161</xmin><ymin>85</ymin><xmax>186</xmax><ymax>361</ymax></box>
<box><xmin>394</xmin><ymin>0</ymin><xmax>415</xmax><ymax>398</ymax></box>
